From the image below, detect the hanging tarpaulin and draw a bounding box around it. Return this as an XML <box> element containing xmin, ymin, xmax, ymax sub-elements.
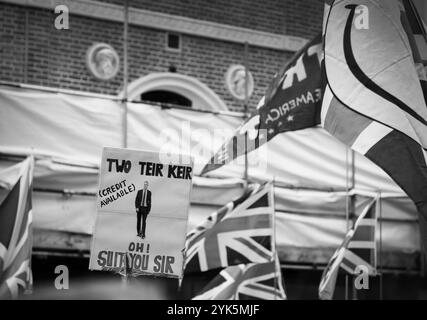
<box><xmin>0</xmin><ymin>86</ymin><xmax>421</xmax><ymax>264</ymax></box>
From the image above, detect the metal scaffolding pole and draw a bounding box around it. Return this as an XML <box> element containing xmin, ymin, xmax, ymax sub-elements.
<box><xmin>243</xmin><ymin>41</ymin><xmax>250</xmax><ymax>184</ymax></box>
<box><xmin>122</xmin><ymin>0</ymin><xmax>129</xmax><ymax>149</ymax></box>
<box><xmin>345</xmin><ymin>148</ymin><xmax>356</xmax><ymax>300</ymax></box>
<box><xmin>121</xmin><ymin>0</ymin><xmax>129</xmax><ymax>286</ymax></box>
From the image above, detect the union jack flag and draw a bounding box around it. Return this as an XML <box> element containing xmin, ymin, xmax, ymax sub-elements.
<box><xmin>184</xmin><ymin>183</ymin><xmax>274</xmax><ymax>273</ymax></box>
<box><xmin>193</xmin><ymin>257</ymin><xmax>286</xmax><ymax>300</ymax></box>
<box><xmin>0</xmin><ymin>157</ymin><xmax>34</xmax><ymax>299</ymax></box>
<box><xmin>319</xmin><ymin>195</ymin><xmax>378</xmax><ymax>300</ymax></box>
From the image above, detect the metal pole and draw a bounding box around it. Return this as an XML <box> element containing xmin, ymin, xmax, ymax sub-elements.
<box><xmin>271</xmin><ymin>179</ymin><xmax>278</xmax><ymax>300</ymax></box>
<box><xmin>345</xmin><ymin>276</ymin><xmax>349</xmax><ymax>300</ymax></box>
<box><xmin>421</xmin><ymin>221</ymin><xmax>426</xmax><ymax>277</ymax></box>
<box><xmin>345</xmin><ymin>149</ymin><xmax>356</xmax><ymax>299</ymax></box>
<box><xmin>122</xmin><ymin>0</ymin><xmax>129</xmax><ymax>148</ymax></box>
<box><xmin>344</xmin><ymin>148</ymin><xmax>350</xmax><ymax>300</ymax></box>
<box><xmin>121</xmin><ymin>252</ymin><xmax>130</xmax><ymax>288</ymax></box>
<box><xmin>24</xmin><ymin>8</ymin><xmax>29</xmax><ymax>83</ymax></box>
<box><xmin>121</xmin><ymin>1</ymin><xmax>129</xmax><ymax>287</ymax></box>
<box><xmin>379</xmin><ymin>194</ymin><xmax>383</xmax><ymax>300</ymax></box>
<box><xmin>350</xmin><ymin>150</ymin><xmax>357</xmax><ymax>300</ymax></box>
<box><xmin>243</xmin><ymin>41</ymin><xmax>249</xmax><ymax>183</ymax></box>
<box><xmin>244</xmin><ymin>41</ymin><xmax>249</xmax><ymax>113</ymax></box>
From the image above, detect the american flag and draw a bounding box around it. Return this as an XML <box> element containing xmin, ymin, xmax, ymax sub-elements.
<box><xmin>201</xmin><ymin>34</ymin><xmax>323</xmax><ymax>176</ymax></box>
<box><xmin>319</xmin><ymin>196</ymin><xmax>378</xmax><ymax>300</ymax></box>
<box><xmin>184</xmin><ymin>183</ymin><xmax>275</xmax><ymax>273</ymax></box>
<box><xmin>0</xmin><ymin>157</ymin><xmax>34</xmax><ymax>299</ymax></box>
<box><xmin>193</xmin><ymin>257</ymin><xmax>286</xmax><ymax>300</ymax></box>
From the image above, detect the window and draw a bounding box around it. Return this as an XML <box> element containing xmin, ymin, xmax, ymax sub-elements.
<box><xmin>140</xmin><ymin>90</ymin><xmax>192</xmax><ymax>107</ymax></box>
<box><xmin>166</xmin><ymin>33</ymin><xmax>181</xmax><ymax>52</ymax></box>
<box><xmin>124</xmin><ymin>72</ymin><xmax>229</xmax><ymax>112</ymax></box>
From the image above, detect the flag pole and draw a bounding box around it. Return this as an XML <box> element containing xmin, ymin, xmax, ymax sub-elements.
<box><xmin>272</xmin><ymin>178</ymin><xmax>278</xmax><ymax>300</ymax></box>
<box><xmin>379</xmin><ymin>193</ymin><xmax>383</xmax><ymax>300</ymax></box>
<box><xmin>121</xmin><ymin>252</ymin><xmax>131</xmax><ymax>289</ymax></box>
<box><xmin>24</xmin><ymin>8</ymin><xmax>29</xmax><ymax>83</ymax></box>
<box><xmin>344</xmin><ymin>148</ymin><xmax>350</xmax><ymax>300</ymax></box>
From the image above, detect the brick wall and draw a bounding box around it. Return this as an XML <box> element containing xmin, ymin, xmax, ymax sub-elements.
<box><xmin>0</xmin><ymin>3</ymin><xmax>26</xmax><ymax>83</ymax></box>
<box><xmin>0</xmin><ymin>1</ymin><xmax>323</xmax><ymax>111</ymax></box>
<box><xmin>127</xmin><ymin>26</ymin><xmax>292</xmax><ymax>111</ymax></box>
<box><xmin>101</xmin><ymin>0</ymin><xmax>286</xmax><ymax>35</ymax></box>
<box><xmin>283</xmin><ymin>0</ymin><xmax>324</xmax><ymax>39</ymax></box>
<box><xmin>99</xmin><ymin>0</ymin><xmax>323</xmax><ymax>39</ymax></box>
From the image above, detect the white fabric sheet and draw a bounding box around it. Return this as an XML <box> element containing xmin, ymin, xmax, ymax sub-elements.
<box><xmin>0</xmin><ymin>86</ymin><xmax>419</xmax><ymax>253</ymax></box>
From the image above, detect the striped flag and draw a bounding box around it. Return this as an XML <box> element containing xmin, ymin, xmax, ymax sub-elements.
<box><xmin>193</xmin><ymin>256</ymin><xmax>286</xmax><ymax>300</ymax></box>
<box><xmin>0</xmin><ymin>157</ymin><xmax>34</xmax><ymax>299</ymax></box>
<box><xmin>203</xmin><ymin>0</ymin><xmax>427</xmax><ymax>274</ymax></box>
<box><xmin>321</xmin><ymin>86</ymin><xmax>427</xmax><ymax>218</ymax></box>
<box><xmin>203</xmin><ymin>1</ymin><xmax>427</xmax><ymax>221</ymax></box>
<box><xmin>319</xmin><ymin>196</ymin><xmax>378</xmax><ymax>300</ymax></box>
<box><xmin>184</xmin><ymin>183</ymin><xmax>275</xmax><ymax>273</ymax></box>
<box><xmin>323</xmin><ymin>0</ymin><xmax>427</xmax><ymax>147</ymax></box>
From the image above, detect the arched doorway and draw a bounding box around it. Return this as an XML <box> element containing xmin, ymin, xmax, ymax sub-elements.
<box><xmin>121</xmin><ymin>72</ymin><xmax>229</xmax><ymax>112</ymax></box>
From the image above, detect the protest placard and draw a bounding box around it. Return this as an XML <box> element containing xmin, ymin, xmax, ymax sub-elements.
<box><xmin>89</xmin><ymin>147</ymin><xmax>193</xmax><ymax>279</ymax></box>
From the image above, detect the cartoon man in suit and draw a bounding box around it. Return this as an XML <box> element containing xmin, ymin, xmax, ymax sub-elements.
<box><xmin>135</xmin><ymin>181</ymin><xmax>151</xmax><ymax>239</ymax></box>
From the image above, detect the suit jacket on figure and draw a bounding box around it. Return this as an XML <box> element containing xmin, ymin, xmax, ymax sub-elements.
<box><xmin>135</xmin><ymin>189</ymin><xmax>151</xmax><ymax>213</ymax></box>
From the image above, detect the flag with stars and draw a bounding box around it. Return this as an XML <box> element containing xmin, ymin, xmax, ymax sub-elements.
<box><xmin>184</xmin><ymin>183</ymin><xmax>275</xmax><ymax>273</ymax></box>
<box><xmin>201</xmin><ymin>34</ymin><xmax>323</xmax><ymax>175</ymax></box>
<box><xmin>259</xmin><ymin>33</ymin><xmax>323</xmax><ymax>138</ymax></box>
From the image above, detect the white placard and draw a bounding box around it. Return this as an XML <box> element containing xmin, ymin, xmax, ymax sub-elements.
<box><xmin>89</xmin><ymin>147</ymin><xmax>193</xmax><ymax>279</ymax></box>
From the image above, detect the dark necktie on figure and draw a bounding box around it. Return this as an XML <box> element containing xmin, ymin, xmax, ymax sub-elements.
<box><xmin>141</xmin><ymin>190</ymin><xmax>146</xmax><ymax>207</ymax></box>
